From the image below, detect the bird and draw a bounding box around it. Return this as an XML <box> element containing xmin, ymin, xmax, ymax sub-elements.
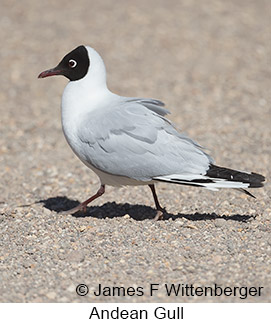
<box><xmin>38</xmin><ymin>45</ymin><xmax>265</xmax><ymax>220</ymax></box>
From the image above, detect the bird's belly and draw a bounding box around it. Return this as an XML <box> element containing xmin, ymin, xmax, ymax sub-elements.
<box><xmin>80</xmin><ymin>158</ymin><xmax>153</xmax><ymax>187</ymax></box>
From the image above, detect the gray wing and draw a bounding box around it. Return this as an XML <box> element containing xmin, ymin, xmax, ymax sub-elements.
<box><xmin>77</xmin><ymin>98</ymin><xmax>214</xmax><ymax>182</ymax></box>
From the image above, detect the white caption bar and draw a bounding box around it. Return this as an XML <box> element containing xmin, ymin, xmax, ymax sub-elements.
<box><xmin>0</xmin><ymin>303</ymin><xmax>269</xmax><ymax>323</ymax></box>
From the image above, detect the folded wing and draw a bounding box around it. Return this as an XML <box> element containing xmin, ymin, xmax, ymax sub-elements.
<box><xmin>77</xmin><ymin>98</ymin><xmax>213</xmax><ymax>182</ymax></box>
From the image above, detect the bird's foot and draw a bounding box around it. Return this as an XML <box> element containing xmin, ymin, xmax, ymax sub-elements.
<box><xmin>59</xmin><ymin>185</ymin><xmax>106</xmax><ymax>216</ymax></box>
<box><xmin>60</xmin><ymin>202</ymin><xmax>88</xmax><ymax>215</ymax></box>
<box><xmin>153</xmin><ymin>208</ymin><xmax>166</xmax><ymax>221</ymax></box>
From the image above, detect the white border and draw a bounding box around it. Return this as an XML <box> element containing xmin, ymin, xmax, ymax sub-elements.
<box><xmin>0</xmin><ymin>303</ymin><xmax>269</xmax><ymax>323</ymax></box>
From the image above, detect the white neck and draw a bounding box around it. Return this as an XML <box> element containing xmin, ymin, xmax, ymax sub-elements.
<box><xmin>60</xmin><ymin>46</ymin><xmax>117</xmax><ymax>146</ymax></box>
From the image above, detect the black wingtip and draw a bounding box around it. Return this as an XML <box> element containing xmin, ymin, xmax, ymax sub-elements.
<box><xmin>241</xmin><ymin>189</ymin><xmax>256</xmax><ymax>199</ymax></box>
<box><xmin>206</xmin><ymin>164</ymin><xmax>265</xmax><ymax>188</ymax></box>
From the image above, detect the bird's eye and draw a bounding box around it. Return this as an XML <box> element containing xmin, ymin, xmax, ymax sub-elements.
<box><xmin>68</xmin><ymin>59</ymin><xmax>77</xmax><ymax>68</ymax></box>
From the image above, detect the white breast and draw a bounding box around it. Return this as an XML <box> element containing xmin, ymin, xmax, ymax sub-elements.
<box><xmin>61</xmin><ymin>81</ymin><xmax>133</xmax><ymax>186</ymax></box>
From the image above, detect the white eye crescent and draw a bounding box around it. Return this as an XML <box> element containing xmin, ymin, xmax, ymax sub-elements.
<box><xmin>68</xmin><ymin>59</ymin><xmax>77</xmax><ymax>68</ymax></box>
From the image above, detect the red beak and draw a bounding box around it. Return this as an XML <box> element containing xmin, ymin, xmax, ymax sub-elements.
<box><xmin>38</xmin><ymin>67</ymin><xmax>62</xmax><ymax>78</ymax></box>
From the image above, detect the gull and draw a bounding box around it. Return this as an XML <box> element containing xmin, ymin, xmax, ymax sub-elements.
<box><xmin>38</xmin><ymin>45</ymin><xmax>265</xmax><ymax>220</ymax></box>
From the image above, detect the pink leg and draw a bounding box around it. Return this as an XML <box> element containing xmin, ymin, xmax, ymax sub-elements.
<box><xmin>61</xmin><ymin>185</ymin><xmax>105</xmax><ymax>215</ymax></box>
<box><xmin>148</xmin><ymin>184</ymin><xmax>165</xmax><ymax>220</ymax></box>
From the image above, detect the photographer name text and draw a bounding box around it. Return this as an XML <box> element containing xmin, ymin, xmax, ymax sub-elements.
<box><xmin>88</xmin><ymin>283</ymin><xmax>263</xmax><ymax>300</ymax></box>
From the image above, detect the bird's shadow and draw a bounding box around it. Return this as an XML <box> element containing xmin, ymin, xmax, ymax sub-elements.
<box><xmin>37</xmin><ymin>196</ymin><xmax>256</xmax><ymax>222</ymax></box>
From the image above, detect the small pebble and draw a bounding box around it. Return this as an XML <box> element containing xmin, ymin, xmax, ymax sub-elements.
<box><xmin>66</xmin><ymin>250</ymin><xmax>85</xmax><ymax>263</ymax></box>
<box><xmin>43</xmin><ymin>208</ymin><xmax>52</xmax><ymax>216</ymax></box>
<box><xmin>46</xmin><ymin>292</ymin><xmax>57</xmax><ymax>300</ymax></box>
<box><xmin>215</xmin><ymin>218</ymin><xmax>226</xmax><ymax>227</ymax></box>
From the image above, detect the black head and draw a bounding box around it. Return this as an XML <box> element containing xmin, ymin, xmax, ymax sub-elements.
<box><xmin>38</xmin><ymin>45</ymin><xmax>90</xmax><ymax>81</ymax></box>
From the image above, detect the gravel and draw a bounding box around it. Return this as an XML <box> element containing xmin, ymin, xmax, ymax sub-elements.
<box><xmin>0</xmin><ymin>0</ymin><xmax>270</xmax><ymax>303</ymax></box>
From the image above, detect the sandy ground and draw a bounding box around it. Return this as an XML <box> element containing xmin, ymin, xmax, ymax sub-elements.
<box><xmin>0</xmin><ymin>0</ymin><xmax>270</xmax><ymax>302</ymax></box>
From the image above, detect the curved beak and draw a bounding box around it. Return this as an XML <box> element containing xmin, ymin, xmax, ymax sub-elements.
<box><xmin>38</xmin><ymin>67</ymin><xmax>62</xmax><ymax>78</ymax></box>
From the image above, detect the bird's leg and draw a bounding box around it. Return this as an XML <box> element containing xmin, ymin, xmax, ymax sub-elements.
<box><xmin>148</xmin><ymin>184</ymin><xmax>165</xmax><ymax>220</ymax></box>
<box><xmin>61</xmin><ymin>184</ymin><xmax>105</xmax><ymax>215</ymax></box>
